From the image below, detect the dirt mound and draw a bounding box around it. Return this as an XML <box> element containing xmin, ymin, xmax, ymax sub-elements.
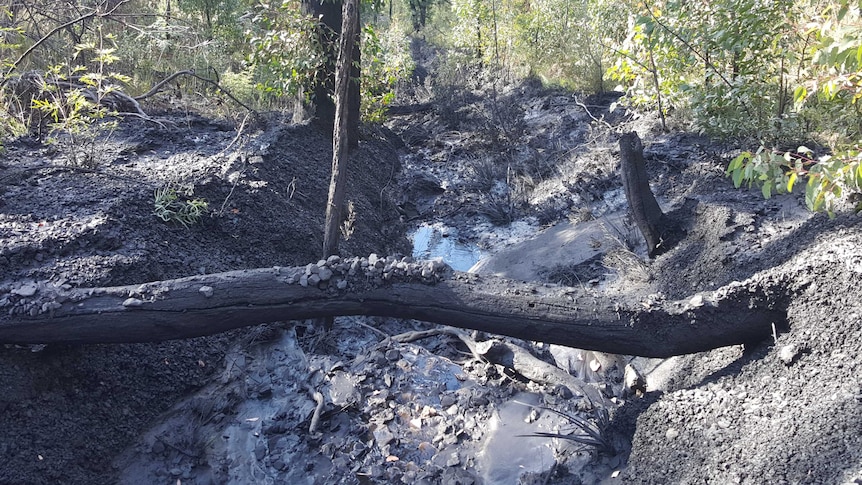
<box><xmin>0</xmin><ymin>113</ymin><xmax>408</xmax><ymax>484</ymax></box>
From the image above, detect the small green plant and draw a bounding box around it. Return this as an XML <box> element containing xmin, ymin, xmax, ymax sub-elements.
<box><xmin>31</xmin><ymin>28</ymin><xmax>127</xmax><ymax>167</ymax></box>
<box><xmin>153</xmin><ymin>186</ymin><xmax>209</xmax><ymax>227</ymax></box>
<box><xmin>340</xmin><ymin>200</ymin><xmax>356</xmax><ymax>240</ymax></box>
<box><xmin>246</xmin><ymin>2</ymin><xmax>325</xmax><ymax>100</ymax></box>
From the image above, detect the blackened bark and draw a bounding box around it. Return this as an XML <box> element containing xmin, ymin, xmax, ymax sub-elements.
<box><xmin>0</xmin><ymin>265</ymin><xmax>786</xmax><ymax>358</ymax></box>
<box><xmin>620</xmin><ymin>132</ymin><xmax>667</xmax><ymax>257</ymax></box>
<box><xmin>323</xmin><ymin>0</ymin><xmax>358</xmax><ymax>258</ymax></box>
<box><xmin>302</xmin><ymin>0</ymin><xmax>339</xmax><ymax>127</ymax></box>
<box><xmin>301</xmin><ymin>0</ymin><xmax>359</xmax><ymax>148</ymax></box>
<box><xmin>348</xmin><ymin>4</ymin><xmax>360</xmax><ymax>149</ymax></box>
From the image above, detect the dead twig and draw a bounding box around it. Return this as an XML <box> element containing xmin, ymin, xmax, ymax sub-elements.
<box><xmin>574</xmin><ymin>95</ymin><xmax>613</xmax><ymax>130</ymax></box>
<box><xmin>134</xmin><ymin>70</ymin><xmax>259</xmax><ymax>117</ymax></box>
<box><xmin>154</xmin><ymin>435</ymin><xmax>201</xmax><ymax>459</ymax></box>
<box><xmin>217</xmin><ymin>113</ymin><xmax>252</xmax><ymax>217</ymax></box>
<box><xmin>308</xmin><ymin>388</ymin><xmax>325</xmax><ymax>434</ymax></box>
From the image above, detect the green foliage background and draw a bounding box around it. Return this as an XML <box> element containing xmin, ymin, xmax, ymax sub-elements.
<box><xmin>1</xmin><ymin>0</ymin><xmax>862</xmax><ymax>213</ymax></box>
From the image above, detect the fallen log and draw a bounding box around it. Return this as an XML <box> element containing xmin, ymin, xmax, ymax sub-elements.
<box><xmin>0</xmin><ymin>256</ymin><xmax>786</xmax><ymax>357</ymax></box>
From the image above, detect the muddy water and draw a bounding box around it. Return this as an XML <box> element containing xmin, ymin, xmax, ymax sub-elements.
<box><xmin>411</xmin><ymin>224</ymin><xmax>485</xmax><ymax>271</ymax></box>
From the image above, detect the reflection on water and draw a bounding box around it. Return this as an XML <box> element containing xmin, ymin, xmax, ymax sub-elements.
<box><xmin>477</xmin><ymin>392</ymin><xmax>558</xmax><ymax>484</ymax></box>
<box><xmin>411</xmin><ymin>224</ymin><xmax>485</xmax><ymax>272</ymax></box>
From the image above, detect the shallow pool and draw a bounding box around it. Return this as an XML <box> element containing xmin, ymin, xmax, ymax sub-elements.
<box><xmin>411</xmin><ymin>224</ymin><xmax>485</xmax><ymax>272</ymax></box>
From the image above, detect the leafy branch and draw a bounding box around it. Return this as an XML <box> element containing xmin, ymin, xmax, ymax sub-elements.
<box><xmin>1</xmin><ymin>0</ymin><xmax>132</xmax><ymax>85</ymax></box>
<box><xmin>727</xmin><ymin>146</ymin><xmax>862</xmax><ymax>216</ymax></box>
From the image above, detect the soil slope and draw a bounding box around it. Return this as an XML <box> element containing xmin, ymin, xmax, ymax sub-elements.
<box><xmin>0</xmin><ymin>113</ymin><xmax>408</xmax><ymax>484</ymax></box>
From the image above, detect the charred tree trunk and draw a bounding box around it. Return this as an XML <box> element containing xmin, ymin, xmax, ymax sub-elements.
<box><xmin>301</xmin><ymin>0</ymin><xmax>359</xmax><ymax>143</ymax></box>
<box><xmin>620</xmin><ymin>132</ymin><xmax>667</xmax><ymax>257</ymax></box>
<box><xmin>0</xmin><ymin>261</ymin><xmax>786</xmax><ymax>358</ymax></box>
<box><xmin>302</xmin><ymin>0</ymin><xmax>339</xmax><ymax>127</ymax></box>
<box><xmin>323</xmin><ymin>0</ymin><xmax>359</xmax><ymax>258</ymax></box>
<box><xmin>347</xmin><ymin>1</ymin><xmax>360</xmax><ymax>150</ymax></box>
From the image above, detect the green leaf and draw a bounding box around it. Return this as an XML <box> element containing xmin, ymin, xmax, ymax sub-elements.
<box><xmin>732</xmin><ymin>167</ymin><xmax>744</xmax><ymax>188</ymax></box>
<box><xmin>805</xmin><ymin>178</ymin><xmax>817</xmax><ymax>210</ymax></box>
<box><xmin>727</xmin><ymin>153</ymin><xmax>747</xmax><ymax>174</ymax></box>
<box><xmin>793</xmin><ymin>85</ymin><xmax>807</xmax><ymax>105</ymax></box>
<box><xmin>787</xmin><ymin>171</ymin><xmax>798</xmax><ymax>192</ymax></box>
<box><xmin>762</xmin><ymin>182</ymin><xmax>772</xmax><ymax>199</ymax></box>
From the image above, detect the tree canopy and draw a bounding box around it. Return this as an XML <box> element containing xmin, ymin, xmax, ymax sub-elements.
<box><xmin>1</xmin><ymin>0</ymin><xmax>861</xmax><ymax>205</ymax></box>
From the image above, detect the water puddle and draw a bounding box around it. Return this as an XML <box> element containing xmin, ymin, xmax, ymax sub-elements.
<box><xmin>476</xmin><ymin>392</ymin><xmax>559</xmax><ymax>484</ymax></box>
<box><xmin>411</xmin><ymin>224</ymin><xmax>485</xmax><ymax>272</ymax></box>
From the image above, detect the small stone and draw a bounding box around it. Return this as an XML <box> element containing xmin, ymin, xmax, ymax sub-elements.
<box><xmin>430</xmin><ymin>258</ymin><xmax>446</xmax><ymax>271</ymax></box>
<box><xmin>254</xmin><ymin>443</ymin><xmax>267</xmax><ymax>460</ymax></box>
<box><xmin>40</xmin><ymin>301</ymin><xmax>62</xmax><ymax>313</ymax></box>
<box><xmin>151</xmin><ymin>440</ymin><xmax>165</xmax><ymax>454</ymax></box>
<box><xmin>300</xmin><ymin>275</ymin><xmax>309</xmax><ymax>287</ymax></box>
<box><xmin>318</xmin><ymin>267</ymin><xmax>333</xmax><ymax>282</ymax></box>
<box><xmin>169</xmin><ymin>467</ymin><xmax>182</xmax><ymax>476</ymax></box>
<box><xmin>779</xmin><ymin>344</ymin><xmax>800</xmax><ymax>365</ymax></box>
<box><xmin>689</xmin><ymin>294</ymin><xmax>704</xmax><ymax>307</ymax></box>
<box><xmin>122</xmin><ymin>298</ymin><xmax>143</xmax><ymax>307</ymax></box>
<box><xmin>374</xmin><ymin>426</ymin><xmax>396</xmax><ymax>448</ymax></box>
<box><xmin>666</xmin><ymin>427</ymin><xmax>679</xmax><ymax>439</ymax></box>
<box><xmin>368</xmin><ymin>254</ymin><xmax>379</xmax><ymax>266</ymax></box>
<box><xmin>440</xmin><ymin>394</ymin><xmax>457</xmax><ymax>407</ymax></box>
<box><xmin>199</xmin><ymin>286</ymin><xmax>214</xmax><ymax>297</ymax></box>
<box><xmin>555</xmin><ymin>385</ymin><xmax>574</xmax><ymax>399</ymax></box>
<box><xmin>12</xmin><ymin>283</ymin><xmax>37</xmax><ymax>297</ymax></box>
<box><xmin>385</xmin><ymin>349</ymin><xmax>401</xmax><ymax>361</ymax></box>
<box><xmin>624</xmin><ymin>364</ymin><xmax>646</xmax><ymax>394</ymax></box>
<box><xmin>445</xmin><ymin>451</ymin><xmax>461</xmax><ymax>467</ymax></box>
<box><xmin>337</xmin><ymin>279</ymin><xmax>348</xmax><ymax>290</ymax></box>
<box><xmin>308</xmin><ymin>274</ymin><xmax>321</xmax><ymax>286</ymax></box>
<box><xmin>327</xmin><ymin>255</ymin><xmax>341</xmax><ymax>264</ymax></box>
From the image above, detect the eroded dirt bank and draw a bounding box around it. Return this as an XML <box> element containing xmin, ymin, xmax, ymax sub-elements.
<box><xmin>0</xmin><ymin>114</ymin><xmax>410</xmax><ymax>483</ymax></box>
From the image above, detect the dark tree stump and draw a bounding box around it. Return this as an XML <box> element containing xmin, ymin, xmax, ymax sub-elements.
<box><xmin>620</xmin><ymin>132</ymin><xmax>667</xmax><ymax>256</ymax></box>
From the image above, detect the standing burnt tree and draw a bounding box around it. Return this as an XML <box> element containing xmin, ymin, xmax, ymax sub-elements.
<box><xmin>323</xmin><ymin>0</ymin><xmax>359</xmax><ymax>258</ymax></box>
<box><xmin>302</xmin><ymin>0</ymin><xmax>360</xmax><ymax>148</ymax></box>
